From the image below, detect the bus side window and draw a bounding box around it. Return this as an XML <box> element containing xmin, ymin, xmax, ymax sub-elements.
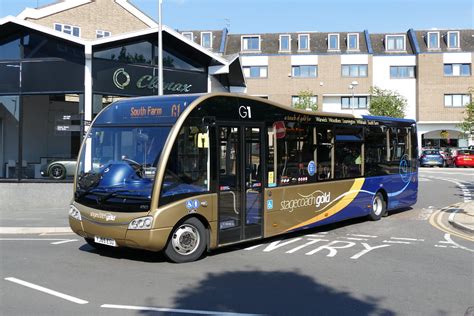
<box><xmin>365</xmin><ymin>125</ymin><xmax>389</xmax><ymax>176</ymax></box>
<box><xmin>316</xmin><ymin>126</ymin><xmax>333</xmax><ymax>181</ymax></box>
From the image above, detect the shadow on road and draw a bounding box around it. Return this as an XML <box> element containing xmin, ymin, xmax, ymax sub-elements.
<box><xmin>138</xmin><ymin>270</ymin><xmax>395</xmax><ymax>315</ymax></box>
<box><xmin>78</xmin><ymin>243</ymin><xmax>167</xmax><ymax>262</ymax></box>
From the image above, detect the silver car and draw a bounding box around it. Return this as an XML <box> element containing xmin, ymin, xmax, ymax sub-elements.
<box><xmin>40</xmin><ymin>160</ymin><xmax>77</xmax><ymax>180</ymax></box>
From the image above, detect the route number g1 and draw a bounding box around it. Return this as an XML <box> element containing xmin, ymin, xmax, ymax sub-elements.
<box><xmin>239</xmin><ymin>106</ymin><xmax>252</xmax><ymax>119</ymax></box>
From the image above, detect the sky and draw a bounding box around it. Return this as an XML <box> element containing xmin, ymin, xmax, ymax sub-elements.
<box><xmin>0</xmin><ymin>0</ymin><xmax>473</xmax><ymax>33</ymax></box>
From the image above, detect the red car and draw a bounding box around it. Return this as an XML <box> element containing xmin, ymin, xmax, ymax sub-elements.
<box><xmin>454</xmin><ymin>150</ymin><xmax>474</xmax><ymax>167</ymax></box>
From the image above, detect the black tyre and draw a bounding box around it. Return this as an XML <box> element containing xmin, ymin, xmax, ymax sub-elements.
<box><xmin>49</xmin><ymin>164</ymin><xmax>66</xmax><ymax>180</ymax></box>
<box><xmin>164</xmin><ymin>217</ymin><xmax>207</xmax><ymax>263</ymax></box>
<box><xmin>369</xmin><ymin>192</ymin><xmax>386</xmax><ymax>221</ymax></box>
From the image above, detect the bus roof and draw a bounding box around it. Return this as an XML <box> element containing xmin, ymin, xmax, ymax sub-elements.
<box><xmin>362</xmin><ymin>115</ymin><xmax>416</xmax><ymax>124</ymax></box>
<box><xmin>94</xmin><ymin>94</ymin><xmax>204</xmax><ymax>125</ymax></box>
<box><xmin>93</xmin><ymin>93</ymin><xmax>417</xmax><ymax>126</ymax></box>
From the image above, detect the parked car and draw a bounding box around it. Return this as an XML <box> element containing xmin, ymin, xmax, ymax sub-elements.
<box><xmin>40</xmin><ymin>160</ymin><xmax>77</xmax><ymax>180</ymax></box>
<box><xmin>419</xmin><ymin>149</ymin><xmax>445</xmax><ymax>167</ymax></box>
<box><xmin>438</xmin><ymin>148</ymin><xmax>454</xmax><ymax>167</ymax></box>
<box><xmin>453</xmin><ymin>149</ymin><xmax>474</xmax><ymax>168</ymax></box>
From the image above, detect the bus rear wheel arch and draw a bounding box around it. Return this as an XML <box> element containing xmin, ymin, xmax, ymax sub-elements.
<box><xmin>369</xmin><ymin>191</ymin><xmax>387</xmax><ymax>221</ymax></box>
<box><xmin>164</xmin><ymin>217</ymin><xmax>208</xmax><ymax>263</ymax></box>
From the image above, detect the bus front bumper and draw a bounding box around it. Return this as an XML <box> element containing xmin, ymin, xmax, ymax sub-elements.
<box><xmin>69</xmin><ymin>217</ymin><xmax>172</xmax><ymax>252</ymax></box>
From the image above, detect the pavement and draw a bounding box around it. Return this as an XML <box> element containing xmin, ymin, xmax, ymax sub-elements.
<box><xmin>448</xmin><ymin>201</ymin><xmax>474</xmax><ymax>233</ymax></box>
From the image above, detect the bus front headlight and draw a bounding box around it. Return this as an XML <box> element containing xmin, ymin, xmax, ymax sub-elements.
<box><xmin>69</xmin><ymin>205</ymin><xmax>82</xmax><ymax>221</ymax></box>
<box><xmin>128</xmin><ymin>216</ymin><xmax>153</xmax><ymax>230</ymax></box>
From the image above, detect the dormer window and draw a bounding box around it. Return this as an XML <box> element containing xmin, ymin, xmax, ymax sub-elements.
<box><xmin>54</xmin><ymin>23</ymin><xmax>80</xmax><ymax>37</ymax></box>
<box><xmin>241</xmin><ymin>35</ymin><xmax>261</xmax><ymax>51</ymax></box>
<box><xmin>385</xmin><ymin>35</ymin><xmax>406</xmax><ymax>51</ymax></box>
<box><xmin>182</xmin><ymin>32</ymin><xmax>193</xmax><ymax>42</ymax></box>
<box><xmin>347</xmin><ymin>33</ymin><xmax>359</xmax><ymax>50</ymax></box>
<box><xmin>328</xmin><ymin>33</ymin><xmax>340</xmax><ymax>50</ymax></box>
<box><xmin>427</xmin><ymin>32</ymin><xmax>440</xmax><ymax>49</ymax></box>
<box><xmin>279</xmin><ymin>34</ymin><xmax>291</xmax><ymax>52</ymax></box>
<box><xmin>298</xmin><ymin>34</ymin><xmax>310</xmax><ymax>51</ymax></box>
<box><xmin>96</xmin><ymin>30</ymin><xmax>111</xmax><ymax>38</ymax></box>
<box><xmin>447</xmin><ymin>31</ymin><xmax>460</xmax><ymax>49</ymax></box>
<box><xmin>201</xmin><ymin>32</ymin><xmax>212</xmax><ymax>49</ymax></box>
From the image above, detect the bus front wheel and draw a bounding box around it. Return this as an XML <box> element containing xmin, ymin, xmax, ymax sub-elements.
<box><xmin>164</xmin><ymin>217</ymin><xmax>207</xmax><ymax>263</ymax></box>
<box><xmin>369</xmin><ymin>192</ymin><xmax>386</xmax><ymax>221</ymax></box>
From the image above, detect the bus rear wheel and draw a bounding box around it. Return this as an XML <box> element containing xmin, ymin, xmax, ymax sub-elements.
<box><xmin>164</xmin><ymin>217</ymin><xmax>207</xmax><ymax>263</ymax></box>
<box><xmin>369</xmin><ymin>192</ymin><xmax>386</xmax><ymax>221</ymax></box>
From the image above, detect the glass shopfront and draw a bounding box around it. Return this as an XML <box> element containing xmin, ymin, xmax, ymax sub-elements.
<box><xmin>0</xmin><ymin>29</ymin><xmax>84</xmax><ymax>180</ymax></box>
<box><xmin>0</xmin><ymin>23</ymin><xmax>238</xmax><ymax>181</ymax></box>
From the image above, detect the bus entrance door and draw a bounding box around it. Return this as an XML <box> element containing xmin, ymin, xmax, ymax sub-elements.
<box><xmin>217</xmin><ymin>126</ymin><xmax>263</xmax><ymax>245</ymax></box>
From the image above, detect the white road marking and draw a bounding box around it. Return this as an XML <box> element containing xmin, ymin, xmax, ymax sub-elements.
<box><xmin>390</xmin><ymin>237</ymin><xmax>424</xmax><ymax>241</ymax></box>
<box><xmin>444</xmin><ymin>234</ymin><xmax>474</xmax><ymax>252</ymax></box>
<box><xmin>306</xmin><ymin>233</ymin><xmax>329</xmax><ymax>237</ymax></box>
<box><xmin>435</xmin><ymin>245</ymin><xmax>447</xmax><ymax>248</ymax></box>
<box><xmin>348</xmin><ymin>234</ymin><xmax>377</xmax><ymax>238</ymax></box>
<box><xmin>305</xmin><ymin>241</ymin><xmax>355</xmax><ymax>256</ymax></box>
<box><xmin>383</xmin><ymin>240</ymin><xmax>411</xmax><ymax>244</ymax></box>
<box><xmin>345</xmin><ymin>237</ymin><xmax>368</xmax><ymax>241</ymax></box>
<box><xmin>50</xmin><ymin>239</ymin><xmax>78</xmax><ymax>245</ymax></box>
<box><xmin>4</xmin><ymin>277</ymin><xmax>88</xmax><ymax>304</ymax></box>
<box><xmin>101</xmin><ymin>304</ymin><xmax>260</xmax><ymax>315</ymax></box>
<box><xmin>286</xmin><ymin>238</ymin><xmax>328</xmax><ymax>254</ymax></box>
<box><xmin>244</xmin><ymin>244</ymin><xmax>262</xmax><ymax>250</ymax></box>
<box><xmin>350</xmin><ymin>243</ymin><xmax>391</xmax><ymax>260</ymax></box>
<box><xmin>263</xmin><ymin>238</ymin><xmax>303</xmax><ymax>252</ymax></box>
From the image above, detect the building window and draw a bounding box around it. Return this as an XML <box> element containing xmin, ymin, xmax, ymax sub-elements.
<box><xmin>54</xmin><ymin>23</ymin><xmax>80</xmax><ymax>37</ymax></box>
<box><xmin>444</xmin><ymin>94</ymin><xmax>470</xmax><ymax>107</ymax></box>
<box><xmin>96</xmin><ymin>30</ymin><xmax>111</xmax><ymax>38</ymax></box>
<box><xmin>241</xmin><ymin>36</ymin><xmax>260</xmax><ymax>51</ymax></box>
<box><xmin>390</xmin><ymin>66</ymin><xmax>415</xmax><ymax>78</ymax></box>
<box><xmin>444</xmin><ymin>64</ymin><xmax>471</xmax><ymax>76</ymax></box>
<box><xmin>447</xmin><ymin>31</ymin><xmax>460</xmax><ymax>49</ymax></box>
<box><xmin>292</xmin><ymin>95</ymin><xmax>317</xmax><ymax>106</ymax></box>
<box><xmin>279</xmin><ymin>34</ymin><xmax>291</xmax><ymax>52</ymax></box>
<box><xmin>201</xmin><ymin>32</ymin><xmax>212</xmax><ymax>48</ymax></box>
<box><xmin>292</xmin><ymin>65</ymin><xmax>317</xmax><ymax>78</ymax></box>
<box><xmin>328</xmin><ymin>33</ymin><xmax>340</xmax><ymax>50</ymax></box>
<box><xmin>347</xmin><ymin>33</ymin><xmax>359</xmax><ymax>50</ymax></box>
<box><xmin>427</xmin><ymin>32</ymin><xmax>439</xmax><ymax>49</ymax></box>
<box><xmin>341</xmin><ymin>64</ymin><xmax>368</xmax><ymax>77</ymax></box>
<box><xmin>385</xmin><ymin>35</ymin><xmax>405</xmax><ymax>51</ymax></box>
<box><xmin>298</xmin><ymin>34</ymin><xmax>310</xmax><ymax>51</ymax></box>
<box><xmin>182</xmin><ymin>32</ymin><xmax>193</xmax><ymax>41</ymax></box>
<box><xmin>341</xmin><ymin>96</ymin><xmax>368</xmax><ymax>109</ymax></box>
<box><xmin>243</xmin><ymin>66</ymin><xmax>267</xmax><ymax>78</ymax></box>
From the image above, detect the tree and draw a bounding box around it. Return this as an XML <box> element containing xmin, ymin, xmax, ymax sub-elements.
<box><xmin>457</xmin><ymin>87</ymin><xmax>474</xmax><ymax>143</ymax></box>
<box><xmin>293</xmin><ymin>89</ymin><xmax>318</xmax><ymax>111</ymax></box>
<box><xmin>368</xmin><ymin>86</ymin><xmax>407</xmax><ymax>118</ymax></box>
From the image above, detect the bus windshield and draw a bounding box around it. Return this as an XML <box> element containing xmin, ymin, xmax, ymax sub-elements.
<box><xmin>75</xmin><ymin>126</ymin><xmax>171</xmax><ymax>212</ymax></box>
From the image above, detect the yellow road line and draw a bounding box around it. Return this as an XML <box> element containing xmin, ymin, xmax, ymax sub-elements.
<box><xmin>429</xmin><ymin>208</ymin><xmax>474</xmax><ymax>242</ymax></box>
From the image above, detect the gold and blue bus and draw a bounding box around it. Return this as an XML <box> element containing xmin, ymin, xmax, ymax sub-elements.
<box><xmin>69</xmin><ymin>93</ymin><xmax>418</xmax><ymax>263</ymax></box>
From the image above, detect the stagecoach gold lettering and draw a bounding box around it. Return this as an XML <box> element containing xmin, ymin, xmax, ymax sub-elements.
<box><xmin>280</xmin><ymin>191</ymin><xmax>331</xmax><ymax>213</ymax></box>
<box><xmin>89</xmin><ymin>212</ymin><xmax>116</xmax><ymax>221</ymax></box>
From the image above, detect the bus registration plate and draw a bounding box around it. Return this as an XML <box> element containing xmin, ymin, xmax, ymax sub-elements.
<box><xmin>94</xmin><ymin>236</ymin><xmax>117</xmax><ymax>247</ymax></box>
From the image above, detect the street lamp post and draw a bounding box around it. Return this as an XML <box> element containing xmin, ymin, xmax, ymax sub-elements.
<box><xmin>349</xmin><ymin>80</ymin><xmax>358</xmax><ymax>115</ymax></box>
<box><xmin>157</xmin><ymin>0</ymin><xmax>163</xmax><ymax>96</ymax></box>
